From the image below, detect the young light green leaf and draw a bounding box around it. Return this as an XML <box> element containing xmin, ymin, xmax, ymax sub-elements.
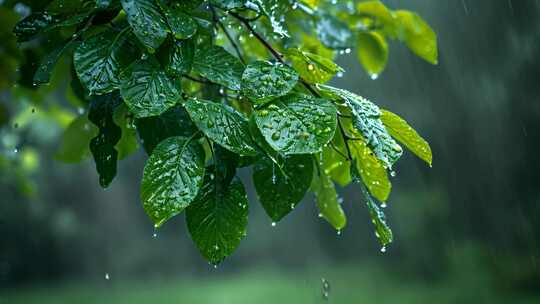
<box><xmin>121</xmin><ymin>0</ymin><xmax>168</xmax><ymax>52</ymax></box>
<box><xmin>381</xmin><ymin>109</ymin><xmax>432</xmax><ymax>166</ymax></box>
<box><xmin>135</xmin><ymin>105</ymin><xmax>198</xmax><ymax>154</ymax></box>
<box><xmin>184</xmin><ymin>99</ymin><xmax>258</xmax><ymax>156</ymax></box>
<box><xmin>318</xmin><ymin>85</ymin><xmax>402</xmax><ymax>168</ymax></box>
<box><xmin>357</xmin><ymin>31</ymin><xmax>388</xmax><ymax>79</ymax></box>
<box><xmin>88</xmin><ymin>92</ymin><xmax>122</xmax><ymax>188</ymax></box>
<box><xmin>254</xmin><ymin>93</ymin><xmax>337</xmax><ymax>154</ymax></box>
<box><xmin>253</xmin><ymin>155</ymin><xmax>313</xmax><ymax>222</ymax></box>
<box><xmin>313</xmin><ymin>169</ymin><xmax>347</xmax><ymax>230</ymax></box>
<box><xmin>253</xmin><ymin>0</ymin><xmax>289</xmax><ymax>37</ymax></box>
<box><xmin>13</xmin><ymin>11</ymin><xmax>89</xmax><ymax>42</ymax></box>
<box><xmin>321</xmin><ymin>132</ymin><xmax>351</xmax><ymax>187</ymax></box>
<box><xmin>394</xmin><ymin>10</ymin><xmax>438</xmax><ymax>65</ymax></box>
<box><xmin>241</xmin><ymin>61</ymin><xmax>299</xmax><ymax>105</ymax></box>
<box><xmin>119</xmin><ymin>58</ymin><xmax>182</xmax><ymax>118</ymax></box>
<box><xmin>349</xmin><ymin>135</ymin><xmax>391</xmax><ymax>203</ymax></box>
<box><xmin>186</xmin><ymin>172</ymin><xmax>248</xmax><ymax>265</ymax></box>
<box><xmin>141</xmin><ymin>136</ymin><xmax>205</xmax><ymax>227</ymax></box>
<box><xmin>74</xmin><ymin>29</ymin><xmax>138</xmax><ymax>95</ymax></box>
<box><xmin>192</xmin><ymin>46</ymin><xmax>245</xmax><ymax>90</ymax></box>
<box><xmin>356</xmin><ymin>1</ymin><xmax>397</xmax><ymax>36</ymax></box>
<box><xmin>359</xmin><ymin>182</ymin><xmax>393</xmax><ymax>248</ymax></box>
<box><xmin>284</xmin><ymin>48</ymin><xmax>343</xmax><ymax>84</ymax></box>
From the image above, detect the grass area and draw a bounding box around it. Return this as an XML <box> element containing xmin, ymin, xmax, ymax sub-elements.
<box><xmin>1</xmin><ymin>264</ymin><xmax>538</xmax><ymax>304</ymax></box>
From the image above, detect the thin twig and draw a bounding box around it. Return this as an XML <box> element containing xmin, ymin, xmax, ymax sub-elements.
<box><xmin>211</xmin><ymin>6</ymin><xmax>246</xmax><ymax>64</ymax></box>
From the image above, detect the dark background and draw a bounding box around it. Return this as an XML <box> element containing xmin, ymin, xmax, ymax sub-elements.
<box><xmin>1</xmin><ymin>1</ymin><xmax>539</xmax><ymax>303</ymax></box>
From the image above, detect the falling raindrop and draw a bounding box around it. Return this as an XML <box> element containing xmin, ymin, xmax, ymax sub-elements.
<box><xmin>321</xmin><ymin>278</ymin><xmax>330</xmax><ymax>301</ymax></box>
<box><xmin>105</xmin><ymin>273</ymin><xmax>110</xmax><ymax>280</ymax></box>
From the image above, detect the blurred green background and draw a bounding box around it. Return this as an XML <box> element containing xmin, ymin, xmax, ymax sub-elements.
<box><xmin>1</xmin><ymin>1</ymin><xmax>540</xmax><ymax>303</ymax></box>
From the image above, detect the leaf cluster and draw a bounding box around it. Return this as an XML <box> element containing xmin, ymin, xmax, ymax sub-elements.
<box><xmin>9</xmin><ymin>0</ymin><xmax>436</xmax><ymax>264</ymax></box>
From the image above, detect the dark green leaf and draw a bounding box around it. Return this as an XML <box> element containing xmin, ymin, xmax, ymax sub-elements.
<box><xmin>253</xmin><ymin>0</ymin><xmax>289</xmax><ymax>37</ymax></box>
<box><xmin>74</xmin><ymin>29</ymin><xmax>138</xmax><ymax>95</ymax></box>
<box><xmin>121</xmin><ymin>0</ymin><xmax>168</xmax><ymax>52</ymax></box>
<box><xmin>13</xmin><ymin>12</ymin><xmax>60</xmax><ymax>42</ymax></box>
<box><xmin>119</xmin><ymin>58</ymin><xmax>182</xmax><ymax>118</ymax></box>
<box><xmin>253</xmin><ymin>155</ymin><xmax>313</xmax><ymax>222</ymax></box>
<box><xmin>318</xmin><ymin>85</ymin><xmax>402</xmax><ymax>168</ymax></box>
<box><xmin>141</xmin><ymin>136</ymin><xmax>205</xmax><ymax>227</ymax></box>
<box><xmin>209</xmin><ymin>0</ymin><xmax>245</xmax><ymax>9</ymax></box>
<box><xmin>88</xmin><ymin>92</ymin><xmax>123</xmax><ymax>188</ymax></box>
<box><xmin>184</xmin><ymin>98</ymin><xmax>258</xmax><ymax>156</ymax></box>
<box><xmin>135</xmin><ymin>105</ymin><xmax>197</xmax><ymax>154</ymax></box>
<box><xmin>192</xmin><ymin>46</ymin><xmax>244</xmax><ymax>90</ymax></box>
<box><xmin>241</xmin><ymin>61</ymin><xmax>299</xmax><ymax>105</ymax></box>
<box><xmin>253</xmin><ymin>93</ymin><xmax>337</xmax><ymax>154</ymax></box>
<box><xmin>162</xmin><ymin>6</ymin><xmax>198</xmax><ymax>40</ymax></box>
<box><xmin>167</xmin><ymin>39</ymin><xmax>195</xmax><ymax>76</ymax></box>
<box><xmin>186</xmin><ymin>171</ymin><xmax>248</xmax><ymax>264</ymax></box>
<box><xmin>34</xmin><ymin>39</ymin><xmax>79</xmax><ymax>85</ymax></box>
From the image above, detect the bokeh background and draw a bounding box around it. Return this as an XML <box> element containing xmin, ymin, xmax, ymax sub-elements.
<box><xmin>1</xmin><ymin>0</ymin><xmax>540</xmax><ymax>303</ymax></box>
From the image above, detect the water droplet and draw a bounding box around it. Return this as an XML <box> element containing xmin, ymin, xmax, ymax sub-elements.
<box><xmin>105</xmin><ymin>273</ymin><xmax>110</xmax><ymax>280</ymax></box>
<box><xmin>271</xmin><ymin>222</ymin><xmax>276</xmax><ymax>227</ymax></box>
<box><xmin>380</xmin><ymin>246</ymin><xmax>387</xmax><ymax>253</ymax></box>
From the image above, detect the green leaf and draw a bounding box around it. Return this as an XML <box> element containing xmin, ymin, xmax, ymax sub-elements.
<box><xmin>88</xmin><ymin>92</ymin><xmax>123</xmax><ymax>188</ymax></box>
<box><xmin>350</xmin><ymin>134</ymin><xmax>391</xmax><ymax>203</ymax></box>
<box><xmin>186</xmin><ymin>171</ymin><xmax>248</xmax><ymax>265</ymax></box>
<box><xmin>253</xmin><ymin>155</ymin><xmax>313</xmax><ymax>222</ymax></box>
<box><xmin>209</xmin><ymin>0</ymin><xmax>245</xmax><ymax>10</ymax></box>
<box><xmin>316</xmin><ymin>14</ymin><xmax>353</xmax><ymax>50</ymax></box>
<box><xmin>357</xmin><ymin>31</ymin><xmax>388</xmax><ymax>79</ymax></box>
<box><xmin>184</xmin><ymin>98</ymin><xmax>258</xmax><ymax>156</ymax></box>
<box><xmin>167</xmin><ymin>39</ymin><xmax>195</xmax><ymax>76</ymax></box>
<box><xmin>135</xmin><ymin>105</ymin><xmax>198</xmax><ymax>154</ymax></box>
<box><xmin>253</xmin><ymin>0</ymin><xmax>289</xmax><ymax>37</ymax></box>
<box><xmin>241</xmin><ymin>61</ymin><xmax>299</xmax><ymax>105</ymax></box>
<box><xmin>313</xmin><ymin>169</ymin><xmax>347</xmax><ymax>230</ymax></box>
<box><xmin>162</xmin><ymin>6</ymin><xmax>198</xmax><ymax>40</ymax></box>
<box><xmin>54</xmin><ymin>115</ymin><xmax>98</xmax><ymax>163</ymax></box>
<box><xmin>74</xmin><ymin>29</ymin><xmax>138</xmax><ymax>95</ymax></box>
<box><xmin>253</xmin><ymin>93</ymin><xmax>337</xmax><ymax>154</ymax></box>
<box><xmin>358</xmin><ymin>181</ymin><xmax>393</xmax><ymax>248</ymax></box>
<box><xmin>318</xmin><ymin>85</ymin><xmax>402</xmax><ymax>168</ymax></box>
<box><xmin>321</xmin><ymin>132</ymin><xmax>351</xmax><ymax>187</ymax></box>
<box><xmin>121</xmin><ymin>0</ymin><xmax>168</xmax><ymax>52</ymax></box>
<box><xmin>34</xmin><ymin>39</ymin><xmax>79</xmax><ymax>86</ymax></box>
<box><xmin>119</xmin><ymin>58</ymin><xmax>182</xmax><ymax>118</ymax></box>
<box><xmin>192</xmin><ymin>46</ymin><xmax>244</xmax><ymax>90</ymax></box>
<box><xmin>113</xmin><ymin>104</ymin><xmax>140</xmax><ymax>160</ymax></box>
<box><xmin>356</xmin><ymin>1</ymin><xmax>397</xmax><ymax>35</ymax></box>
<box><xmin>394</xmin><ymin>10</ymin><xmax>438</xmax><ymax>65</ymax></box>
<box><xmin>141</xmin><ymin>136</ymin><xmax>205</xmax><ymax>227</ymax></box>
<box><xmin>13</xmin><ymin>12</ymin><xmax>89</xmax><ymax>42</ymax></box>
<box><xmin>284</xmin><ymin>48</ymin><xmax>343</xmax><ymax>84</ymax></box>
<box><xmin>381</xmin><ymin>109</ymin><xmax>432</xmax><ymax>166</ymax></box>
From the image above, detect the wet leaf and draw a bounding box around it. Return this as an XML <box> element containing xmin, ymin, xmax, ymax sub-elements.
<box><xmin>135</xmin><ymin>105</ymin><xmax>197</xmax><ymax>154</ymax></box>
<box><xmin>284</xmin><ymin>48</ymin><xmax>343</xmax><ymax>84</ymax></box>
<box><xmin>381</xmin><ymin>109</ymin><xmax>432</xmax><ymax>166</ymax></box>
<box><xmin>88</xmin><ymin>92</ymin><xmax>123</xmax><ymax>188</ymax></box>
<box><xmin>357</xmin><ymin>179</ymin><xmax>393</xmax><ymax>248</ymax></box>
<box><xmin>119</xmin><ymin>58</ymin><xmax>182</xmax><ymax>118</ymax></box>
<box><xmin>241</xmin><ymin>61</ymin><xmax>299</xmax><ymax>105</ymax></box>
<box><xmin>394</xmin><ymin>10</ymin><xmax>438</xmax><ymax>65</ymax></box>
<box><xmin>313</xmin><ymin>169</ymin><xmax>347</xmax><ymax>230</ymax></box>
<box><xmin>141</xmin><ymin>136</ymin><xmax>205</xmax><ymax>227</ymax></box>
<box><xmin>34</xmin><ymin>40</ymin><xmax>79</xmax><ymax>86</ymax></box>
<box><xmin>74</xmin><ymin>29</ymin><xmax>138</xmax><ymax>95</ymax></box>
<box><xmin>316</xmin><ymin>14</ymin><xmax>353</xmax><ymax>50</ymax></box>
<box><xmin>192</xmin><ymin>46</ymin><xmax>245</xmax><ymax>90</ymax></box>
<box><xmin>253</xmin><ymin>155</ymin><xmax>313</xmax><ymax>222</ymax></box>
<box><xmin>162</xmin><ymin>6</ymin><xmax>198</xmax><ymax>40</ymax></box>
<box><xmin>184</xmin><ymin>99</ymin><xmax>258</xmax><ymax>156</ymax></box>
<box><xmin>253</xmin><ymin>93</ymin><xmax>337</xmax><ymax>154</ymax></box>
<box><xmin>167</xmin><ymin>39</ymin><xmax>195</xmax><ymax>76</ymax></box>
<box><xmin>318</xmin><ymin>85</ymin><xmax>402</xmax><ymax>168</ymax></box>
<box><xmin>186</xmin><ymin>171</ymin><xmax>248</xmax><ymax>265</ymax></box>
<box><xmin>357</xmin><ymin>31</ymin><xmax>388</xmax><ymax>78</ymax></box>
<box><xmin>121</xmin><ymin>0</ymin><xmax>168</xmax><ymax>52</ymax></box>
